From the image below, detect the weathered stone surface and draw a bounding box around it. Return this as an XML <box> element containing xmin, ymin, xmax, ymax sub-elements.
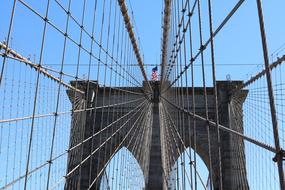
<box><xmin>65</xmin><ymin>80</ymin><xmax>249</xmax><ymax>190</ymax></box>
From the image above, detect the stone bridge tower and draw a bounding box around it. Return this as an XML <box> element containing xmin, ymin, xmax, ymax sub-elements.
<box><xmin>64</xmin><ymin>80</ymin><xmax>249</xmax><ymax>190</ymax></box>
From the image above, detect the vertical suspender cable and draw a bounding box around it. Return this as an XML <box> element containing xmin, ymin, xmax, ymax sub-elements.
<box><xmin>23</xmin><ymin>0</ymin><xmax>51</xmax><ymax>189</ymax></box>
<box><xmin>196</xmin><ymin>0</ymin><xmax>214</xmax><ymax>189</ymax></box>
<box><xmin>206</xmin><ymin>0</ymin><xmax>223</xmax><ymax>189</ymax></box>
<box><xmin>255</xmin><ymin>0</ymin><xmax>285</xmax><ymax>189</ymax></box>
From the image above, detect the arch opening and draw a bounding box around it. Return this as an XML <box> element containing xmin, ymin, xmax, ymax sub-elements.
<box><xmin>168</xmin><ymin>147</ymin><xmax>210</xmax><ymax>190</ymax></box>
<box><xmin>100</xmin><ymin>147</ymin><xmax>145</xmax><ymax>190</ymax></box>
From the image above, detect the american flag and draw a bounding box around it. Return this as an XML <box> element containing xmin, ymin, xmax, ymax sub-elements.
<box><xmin>151</xmin><ymin>66</ymin><xmax>158</xmax><ymax>81</ymax></box>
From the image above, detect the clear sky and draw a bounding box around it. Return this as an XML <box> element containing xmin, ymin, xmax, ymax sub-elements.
<box><xmin>125</xmin><ymin>0</ymin><xmax>285</xmax><ymax>84</ymax></box>
<box><xmin>1</xmin><ymin>0</ymin><xmax>285</xmax><ymax>82</ymax></box>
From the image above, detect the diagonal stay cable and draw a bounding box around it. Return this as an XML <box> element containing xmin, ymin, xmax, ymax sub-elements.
<box><xmin>0</xmin><ymin>42</ymin><xmax>84</xmax><ymax>94</ymax></box>
<box><xmin>64</xmin><ymin>100</ymin><xmax>149</xmax><ymax>179</ymax></box>
<box><xmin>163</xmin><ymin>0</ymin><xmax>197</xmax><ymax>81</ymax></box>
<box><xmin>0</xmin><ymin>0</ymin><xmax>17</xmax><ymax>86</ymax></box>
<box><xmin>15</xmin><ymin>0</ymin><xmax>144</xmax><ymax>89</ymax></box>
<box><xmin>164</xmin><ymin>0</ymin><xmax>242</xmax><ymax>81</ymax></box>
<box><xmin>163</xmin><ymin>0</ymin><xmax>245</xmax><ymax>92</ymax></box>
<box><xmin>48</xmin><ymin>101</ymin><xmax>151</xmax><ymax>190</ymax></box>
<box><xmin>255</xmin><ymin>1</ymin><xmax>285</xmax><ymax>188</ymax></box>
<box><xmin>231</xmin><ymin>54</ymin><xmax>285</xmax><ymax>93</ymax></box>
<box><xmin>0</xmin><ymin>94</ymin><xmax>144</xmax><ymax>124</ymax></box>
<box><xmin>87</xmin><ymin>102</ymin><xmax>151</xmax><ymax>190</ymax></box>
<box><xmin>0</xmin><ymin>99</ymin><xmax>147</xmax><ymax>190</ymax></box>
<box><xmin>0</xmin><ymin>42</ymin><xmax>142</xmax><ymax>91</ymax></box>
<box><xmin>52</xmin><ymin>0</ymin><xmax>143</xmax><ymax>89</ymax></box>
<box><xmin>161</xmin><ymin>101</ymin><xmax>208</xmax><ymax>190</ymax></box>
<box><xmin>161</xmin><ymin>95</ymin><xmax>277</xmax><ymax>153</ymax></box>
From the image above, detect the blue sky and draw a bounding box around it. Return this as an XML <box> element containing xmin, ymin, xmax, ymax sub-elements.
<box><xmin>129</xmin><ymin>0</ymin><xmax>285</xmax><ymax>83</ymax></box>
<box><xmin>1</xmin><ymin>0</ymin><xmax>285</xmax><ymax>82</ymax></box>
